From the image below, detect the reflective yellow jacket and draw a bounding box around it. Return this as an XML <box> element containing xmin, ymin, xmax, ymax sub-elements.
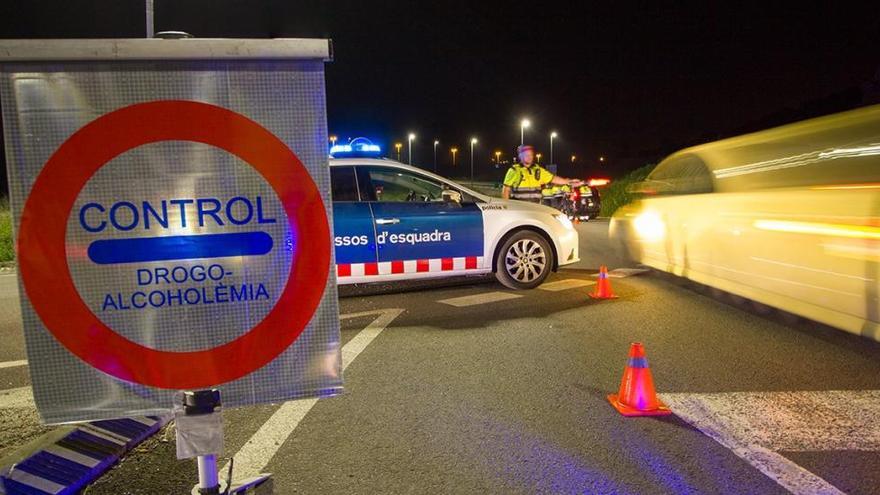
<box><xmin>503</xmin><ymin>164</ymin><xmax>554</xmax><ymax>201</ymax></box>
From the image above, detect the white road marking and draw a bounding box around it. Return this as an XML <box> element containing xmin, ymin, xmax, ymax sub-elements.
<box><xmin>438</xmin><ymin>291</ymin><xmax>522</xmax><ymax>307</ymax></box>
<box><xmin>0</xmin><ymin>359</ymin><xmax>28</xmax><ymax>369</ymax></box>
<box><xmin>224</xmin><ymin>308</ymin><xmax>405</xmax><ymax>480</ymax></box>
<box><xmin>661</xmin><ymin>390</ymin><xmax>880</xmax><ymax>495</ymax></box>
<box><xmin>0</xmin><ymin>386</ymin><xmax>34</xmax><ymax>409</ymax></box>
<box><xmin>538</xmin><ymin>278</ymin><xmax>595</xmax><ymax>292</ymax></box>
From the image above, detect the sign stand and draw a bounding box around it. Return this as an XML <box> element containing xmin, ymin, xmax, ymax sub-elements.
<box><xmin>196</xmin><ymin>452</ymin><xmax>221</xmax><ymax>494</ymax></box>
<box><xmin>177</xmin><ymin>390</ymin><xmax>272</xmax><ymax>494</ymax></box>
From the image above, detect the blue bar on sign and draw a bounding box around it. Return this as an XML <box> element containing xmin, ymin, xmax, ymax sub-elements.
<box><xmin>87</xmin><ymin>232</ymin><xmax>273</xmax><ymax>264</ymax></box>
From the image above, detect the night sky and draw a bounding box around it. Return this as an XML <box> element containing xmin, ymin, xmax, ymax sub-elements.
<box><xmin>1</xmin><ymin>1</ymin><xmax>879</xmax><ymax>181</ymax></box>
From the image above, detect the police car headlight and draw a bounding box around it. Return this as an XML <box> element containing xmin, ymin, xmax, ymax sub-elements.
<box><xmin>633</xmin><ymin>211</ymin><xmax>665</xmax><ymax>242</ymax></box>
<box><xmin>554</xmin><ymin>214</ymin><xmax>574</xmax><ymax>230</ymax></box>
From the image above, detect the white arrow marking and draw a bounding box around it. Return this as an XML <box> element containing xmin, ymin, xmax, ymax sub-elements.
<box><xmin>224</xmin><ymin>308</ymin><xmax>405</xmax><ymax>480</ymax></box>
<box><xmin>661</xmin><ymin>390</ymin><xmax>880</xmax><ymax>495</ymax></box>
<box><xmin>0</xmin><ymin>359</ymin><xmax>28</xmax><ymax>369</ymax></box>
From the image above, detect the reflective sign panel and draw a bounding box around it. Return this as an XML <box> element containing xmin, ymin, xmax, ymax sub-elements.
<box><xmin>0</xmin><ymin>41</ymin><xmax>341</xmax><ymax>423</ymax></box>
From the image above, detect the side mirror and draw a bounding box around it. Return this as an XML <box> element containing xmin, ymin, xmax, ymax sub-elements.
<box><xmin>441</xmin><ymin>189</ymin><xmax>462</xmax><ymax>205</ymax></box>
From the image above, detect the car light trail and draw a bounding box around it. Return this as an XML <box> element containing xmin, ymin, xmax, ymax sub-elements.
<box><xmin>810</xmin><ymin>183</ymin><xmax>880</xmax><ymax>190</ymax></box>
<box><xmin>753</xmin><ymin>220</ymin><xmax>880</xmax><ymax>240</ymax></box>
<box><xmin>818</xmin><ymin>143</ymin><xmax>880</xmax><ymax>158</ymax></box>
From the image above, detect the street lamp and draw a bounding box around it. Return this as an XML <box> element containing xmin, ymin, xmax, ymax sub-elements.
<box><xmin>329</xmin><ymin>135</ymin><xmax>338</xmax><ymax>147</ymax></box>
<box><xmin>571</xmin><ymin>154</ymin><xmax>577</xmax><ymax>163</ymax></box>
<box><xmin>550</xmin><ymin>131</ymin><xmax>557</xmax><ymax>164</ymax></box>
<box><xmin>495</xmin><ymin>150</ymin><xmax>501</xmax><ymax>164</ymax></box>
<box><xmin>451</xmin><ymin>147</ymin><xmax>458</xmax><ymax>167</ymax></box>
<box><xmin>433</xmin><ymin>140</ymin><xmax>439</xmax><ymax>172</ymax></box>
<box><xmin>599</xmin><ymin>156</ymin><xmax>605</xmax><ymax>163</ymax></box>
<box><xmin>520</xmin><ymin>119</ymin><xmax>530</xmax><ymax>145</ymax></box>
<box><xmin>536</xmin><ymin>153</ymin><xmax>542</xmax><ymax>163</ymax></box>
<box><xmin>407</xmin><ymin>133</ymin><xmax>416</xmax><ymax>165</ymax></box>
<box><xmin>394</xmin><ymin>142</ymin><xmax>402</xmax><ymax>161</ymax></box>
<box><xmin>470</xmin><ymin>137</ymin><xmax>478</xmax><ymax>183</ymax></box>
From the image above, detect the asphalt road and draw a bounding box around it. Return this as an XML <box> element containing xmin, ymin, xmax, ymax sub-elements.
<box><xmin>2</xmin><ymin>220</ymin><xmax>880</xmax><ymax>494</ymax></box>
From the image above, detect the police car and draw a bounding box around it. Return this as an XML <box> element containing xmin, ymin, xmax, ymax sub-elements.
<box><xmin>329</xmin><ymin>139</ymin><xmax>579</xmax><ymax>289</ymax></box>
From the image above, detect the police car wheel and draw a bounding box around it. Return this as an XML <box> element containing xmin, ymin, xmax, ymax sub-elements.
<box><xmin>496</xmin><ymin>231</ymin><xmax>554</xmax><ymax>290</ymax></box>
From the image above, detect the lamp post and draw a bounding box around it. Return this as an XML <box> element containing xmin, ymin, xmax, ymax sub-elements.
<box><xmin>495</xmin><ymin>150</ymin><xmax>501</xmax><ymax>165</ymax></box>
<box><xmin>571</xmin><ymin>154</ymin><xmax>576</xmax><ymax>164</ymax></box>
<box><xmin>470</xmin><ymin>137</ymin><xmax>478</xmax><ymax>183</ymax></box>
<box><xmin>329</xmin><ymin>135</ymin><xmax>337</xmax><ymax>147</ymax></box>
<box><xmin>599</xmin><ymin>156</ymin><xmax>605</xmax><ymax>163</ymax></box>
<box><xmin>394</xmin><ymin>142</ymin><xmax>402</xmax><ymax>161</ymax></box>
<box><xmin>433</xmin><ymin>140</ymin><xmax>439</xmax><ymax>172</ymax></box>
<box><xmin>407</xmin><ymin>133</ymin><xmax>416</xmax><ymax>165</ymax></box>
<box><xmin>520</xmin><ymin>119</ymin><xmax>530</xmax><ymax>145</ymax></box>
<box><xmin>550</xmin><ymin>131</ymin><xmax>557</xmax><ymax>164</ymax></box>
<box><xmin>536</xmin><ymin>153</ymin><xmax>542</xmax><ymax>163</ymax></box>
<box><xmin>451</xmin><ymin>147</ymin><xmax>458</xmax><ymax>167</ymax></box>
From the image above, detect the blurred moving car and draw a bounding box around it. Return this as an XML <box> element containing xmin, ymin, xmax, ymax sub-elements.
<box><xmin>610</xmin><ymin>104</ymin><xmax>880</xmax><ymax>340</ymax></box>
<box><xmin>329</xmin><ymin>140</ymin><xmax>579</xmax><ymax>289</ymax></box>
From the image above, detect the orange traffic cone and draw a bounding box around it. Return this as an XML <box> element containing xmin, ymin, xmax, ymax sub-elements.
<box><xmin>608</xmin><ymin>342</ymin><xmax>671</xmax><ymax>417</ymax></box>
<box><xmin>589</xmin><ymin>265</ymin><xmax>618</xmax><ymax>299</ymax></box>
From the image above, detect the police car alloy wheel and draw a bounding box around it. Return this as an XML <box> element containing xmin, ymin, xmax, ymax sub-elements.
<box><xmin>496</xmin><ymin>231</ymin><xmax>554</xmax><ymax>290</ymax></box>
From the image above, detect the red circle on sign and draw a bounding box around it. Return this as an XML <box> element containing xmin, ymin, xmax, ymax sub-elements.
<box><xmin>17</xmin><ymin>100</ymin><xmax>331</xmax><ymax>389</ymax></box>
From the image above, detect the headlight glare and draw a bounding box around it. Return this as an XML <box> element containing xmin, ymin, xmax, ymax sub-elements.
<box><xmin>633</xmin><ymin>211</ymin><xmax>665</xmax><ymax>241</ymax></box>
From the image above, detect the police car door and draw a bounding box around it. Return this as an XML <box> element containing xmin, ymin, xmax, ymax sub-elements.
<box><xmin>330</xmin><ymin>165</ymin><xmax>378</xmax><ymax>280</ymax></box>
<box><xmin>358</xmin><ymin>165</ymin><xmax>484</xmax><ymax>274</ymax></box>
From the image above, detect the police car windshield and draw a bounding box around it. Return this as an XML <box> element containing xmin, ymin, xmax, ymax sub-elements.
<box><xmin>366</xmin><ymin>167</ymin><xmax>444</xmax><ymax>202</ymax></box>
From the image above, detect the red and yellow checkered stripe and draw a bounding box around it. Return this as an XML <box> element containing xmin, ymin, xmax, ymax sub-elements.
<box><xmin>337</xmin><ymin>257</ymin><xmax>483</xmax><ymax>278</ymax></box>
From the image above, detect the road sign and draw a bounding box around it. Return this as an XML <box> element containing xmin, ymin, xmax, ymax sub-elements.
<box><xmin>0</xmin><ymin>39</ymin><xmax>342</xmax><ymax>423</ymax></box>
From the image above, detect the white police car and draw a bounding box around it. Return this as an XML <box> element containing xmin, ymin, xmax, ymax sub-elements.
<box><xmin>329</xmin><ymin>140</ymin><xmax>579</xmax><ymax>289</ymax></box>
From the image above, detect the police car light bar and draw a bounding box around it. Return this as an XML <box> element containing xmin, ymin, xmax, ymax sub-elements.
<box><xmin>330</xmin><ymin>138</ymin><xmax>382</xmax><ymax>157</ymax></box>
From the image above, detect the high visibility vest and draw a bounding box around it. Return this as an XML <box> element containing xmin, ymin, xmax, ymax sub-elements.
<box><xmin>503</xmin><ymin>164</ymin><xmax>554</xmax><ymax>201</ymax></box>
<box><xmin>541</xmin><ymin>185</ymin><xmax>564</xmax><ymax>197</ymax></box>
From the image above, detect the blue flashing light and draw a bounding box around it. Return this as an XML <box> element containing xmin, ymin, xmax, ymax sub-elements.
<box><xmin>329</xmin><ymin>137</ymin><xmax>383</xmax><ymax>157</ymax></box>
<box><xmin>330</xmin><ymin>144</ymin><xmax>353</xmax><ymax>154</ymax></box>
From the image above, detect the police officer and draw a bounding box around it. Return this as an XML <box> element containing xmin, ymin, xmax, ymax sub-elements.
<box><xmin>502</xmin><ymin>145</ymin><xmax>582</xmax><ymax>202</ymax></box>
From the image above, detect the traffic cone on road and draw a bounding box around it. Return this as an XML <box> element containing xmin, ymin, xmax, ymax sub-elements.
<box><xmin>608</xmin><ymin>342</ymin><xmax>671</xmax><ymax>417</ymax></box>
<box><xmin>589</xmin><ymin>265</ymin><xmax>618</xmax><ymax>299</ymax></box>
